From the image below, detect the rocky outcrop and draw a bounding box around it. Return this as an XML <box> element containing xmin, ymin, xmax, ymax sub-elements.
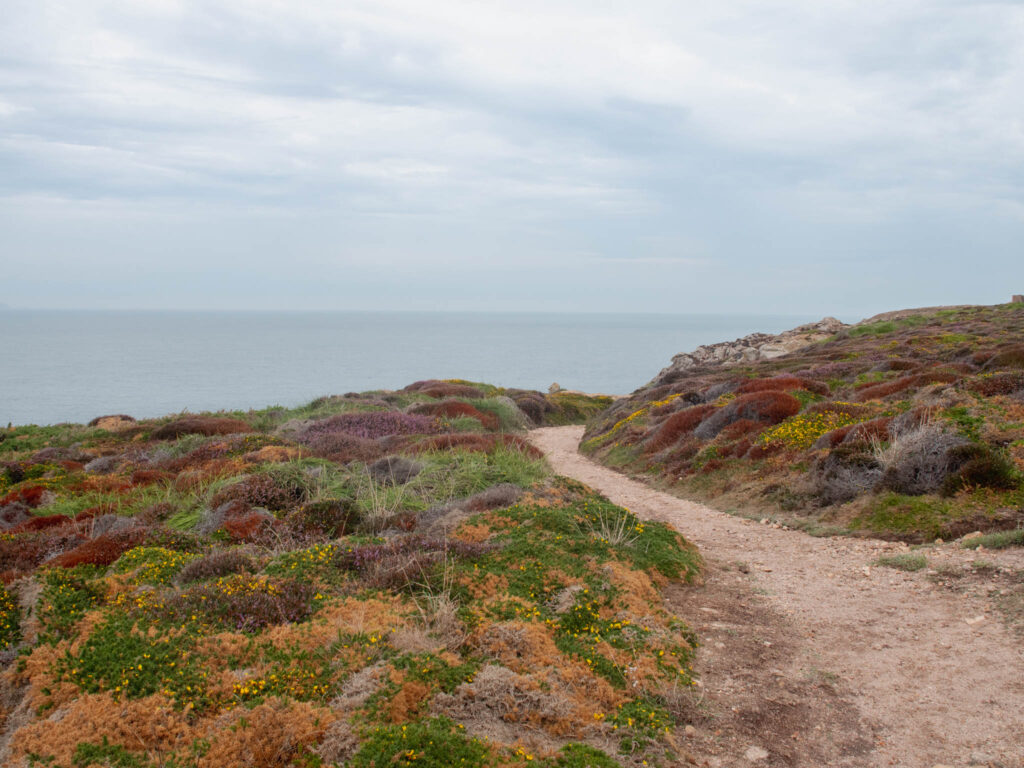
<box><xmin>652</xmin><ymin>317</ymin><xmax>846</xmax><ymax>384</ymax></box>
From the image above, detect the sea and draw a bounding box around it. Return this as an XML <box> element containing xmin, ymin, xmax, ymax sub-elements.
<box><xmin>0</xmin><ymin>311</ymin><xmax>818</xmax><ymax>427</ymax></box>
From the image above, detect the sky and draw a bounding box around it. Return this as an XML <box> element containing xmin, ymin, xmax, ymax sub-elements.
<box><xmin>1</xmin><ymin>0</ymin><xmax>1023</xmax><ymax>318</ymax></box>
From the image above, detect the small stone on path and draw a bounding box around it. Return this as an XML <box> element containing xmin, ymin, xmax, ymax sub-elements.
<box><xmin>744</xmin><ymin>746</ymin><xmax>769</xmax><ymax>762</ymax></box>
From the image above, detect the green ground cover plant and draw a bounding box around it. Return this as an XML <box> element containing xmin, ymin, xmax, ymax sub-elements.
<box><xmin>0</xmin><ymin>383</ymin><xmax>686</xmax><ymax>767</ymax></box>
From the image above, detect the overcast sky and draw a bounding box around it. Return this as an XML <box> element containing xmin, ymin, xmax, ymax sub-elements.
<box><xmin>1</xmin><ymin>0</ymin><xmax>1023</xmax><ymax>317</ymax></box>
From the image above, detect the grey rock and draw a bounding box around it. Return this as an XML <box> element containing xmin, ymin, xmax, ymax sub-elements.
<box><xmin>653</xmin><ymin>317</ymin><xmax>847</xmax><ymax>384</ymax></box>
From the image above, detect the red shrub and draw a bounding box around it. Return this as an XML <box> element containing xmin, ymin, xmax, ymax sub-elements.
<box><xmin>646</xmin><ymin>405</ymin><xmax>716</xmax><ymax>453</ymax></box>
<box><xmin>404</xmin><ymin>380</ymin><xmax>485</xmax><ymax>399</ymax></box>
<box><xmin>59</xmin><ymin>460</ymin><xmax>85</xmax><ymax>472</ymax></box>
<box><xmin>737</xmin><ymin>376</ymin><xmax>830</xmax><ymax>396</ymax></box>
<box><xmin>406</xmin><ymin>433</ymin><xmax>543</xmax><ymax>459</ymax></box>
<box><xmin>855</xmin><ymin>376</ymin><xmax>918</xmax><ymax>401</ymax></box>
<box><xmin>746</xmin><ymin>443</ymin><xmax>781</xmax><ymax>460</ymax></box>
<box><xmin>223</xmin><ymin>511</ymin><xmax>277</xmax><ymax>543</ymax></box>
<box><xmin>733</xmin><ymin>392</ymin><xmax>802</xmax><ymax>423</ymax></box>
<box><xmin>807</xmin><ymin>401</ymin><xmax>873</xmax><ymax>419</ymax></box>
<box><xmin>9</xmin><ymin>514</ymin><xmax>73</xmax><ymax>534</ymax></box>
<box><xmin>51</xmin><ymin>530</ymin><xmax>145</xmax><ymax>568</ymax></box>
<box><xmin>967</xmin><ymin>373</ymin><xmax>1024</xmax><ymax>397</ymax></box>
<box><xmin>0</xmin><ymin>534</ymin><xmax>50</xmax><ymax>574</ymax></box>
<box><xmin>0</xmin><ymin>485</ymin><xmax>49</xmax><ymax>508</ymax></box>
<box><xmin>152</xmin><ymin>417</ymin><xmax>253</xmax><ymax>440</ymax></box>
<box><xmin>131</xmin><ymin>469</ymin><xmax>174</xmax><ymax>485</ymax></box>
<box><xmin>721</xmin><ymin>418</ymin><xmax>761</xmax><ymax>439</ymax></box>
<box><xmin>841</xmin><ymin>417</ymin><xmax>893</xmax><ymax>444</ymax></box>
<box><xmin>730</xmin><ymin>438</ymin><xmax>752</xmax><ymax>457</ymax></box>
<box><xmin>306</xmin><ymin>433</ymin><xmax>383</xmax><ymax>464</ymax></box>
<box><xmin>411</xmin><ymin>401</ymin><xmax>499</xmax><ymax>430</ymax></box>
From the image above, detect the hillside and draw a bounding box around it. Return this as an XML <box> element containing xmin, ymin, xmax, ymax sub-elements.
<box><xmin>0</xmin><ymin>383</ymin><xmax>708</xmax><ymax>767</ymax></box>
<box><xmin>582</xmin><ymin>302</ymin><xmax>1024</xmax><ymax>542</ymax></box>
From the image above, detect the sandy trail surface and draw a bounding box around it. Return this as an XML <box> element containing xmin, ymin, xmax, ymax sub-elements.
<box><xmin>530</xmin><ymin>426</ymin><xmax>1024</xmax><ymax>768</ymax></box>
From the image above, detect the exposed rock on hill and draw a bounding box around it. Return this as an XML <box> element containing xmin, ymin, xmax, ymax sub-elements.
<box><xmin>652</xmin><ymin>317</ymin><xmax>846</xmax><ymax>385</ymax></box>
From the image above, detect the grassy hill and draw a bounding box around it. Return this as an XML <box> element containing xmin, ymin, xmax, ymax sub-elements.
<box><xmin>0</xmin><ymin>382</ymin><xmax>709</xmax><ymax>767</ymax></box>
<box><xmin>582</xmin><ymin>303</ymin><xmax>1024</xmax><ymax>542</ymax></box>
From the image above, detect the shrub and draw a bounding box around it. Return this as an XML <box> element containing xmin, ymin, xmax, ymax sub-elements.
<box><xmin>876</xmin><ymin>425</ymin><xmax>968</xmax><ymax>496</ymax></box>
<box><xmin>645</xmin><ymin>405</ymin><xmax>716</xmax><ymax>453</ymax></box>
<box><xmin>349</xmin><ymin>716</ymin><xmax>490</xmax><ymax>768</ymax></box>
<box><xmin>51</xmin><ymin>530</ymin><xmax>146</xmax><ymax>569</ymax></box>
<box><xmin>38</xmin><ymin>566</ymin><xmax>106</xmax><ymax>641</ymax></box>
<box><xmin>940</xmin><ymin>445</ymin><xmax>1020</xmax><ymax>495</ymax></box>
<box><xmin>59</xmin><ymin>612</ymin><xmax>205</xmax><ymax>706</ymax></box>
<box><xmin>505</xmin><ymin>390</ymin><xmax>552</xmax><ymax>425</ymax></box>
<box><xmin>875</xmin><ymin>553</ymin><xmax>928</xmax><ymax>572</ymax></box>
<box><xmin>406</xmin><ymin>433</ymin><xmax>543</xmax><ymax>459</ymax></box>
<box><xmin>287</xmin><ymin>499</ymin><xmax>361</xmax><ymax>538</ymax></box>
<box><xmin>737</xmin><ymin>376</ymin><xmax>830</xmax><ymax>396</ymax></box>
<box><xmin>368</xmin><ymin>456</ymin><xmax>424</xmax><ymax>486</ymax></box>
<box><xmin>759</xmin><ymin>409</ymin><xmax>864</xmax><ymax>449</ymax></box>
<box><xmin>222</xmin><ymin>510</ymin><xmax>278</xmax><ymax>543</ymax></box>
<box><xmin>967</xmin><ymin>373</ymin><xmax>1024</xmax><ymax>397</ymax></box>
<box><xmin>984</xmin><ymin>345</ymin><xmax>1024</xmax><ymax>370</ymax></box>
<box><xmin>855</xmin><ymin>376</ymin><xmax>918</xmax><ymax>401</ymax></box>
<box><xmin>209</xmin><ymin>473</ymin><xmax>305</xmax><ymax>512</ymax></box>
<box><xmin>812</xmin><ymin>446</ymin><xmax>883</xmax><ymax>504</ymax></box>
<box><xmin>0</xmin><ymin>533</ymin><xmax>49</xmax><ymax>576</ymax></box>
<box><xmin>404</xmin><ymin>379</ymin><xmax>486</xmax><ymax>397</ymax></box>
<box><xmin>299</xmin><ymin>412</ymin><xmax>441</xmax><ymax>442</ymax></box>
<box><xmin>177</xmin><ymin>550</ymin><xmax>254</xmax><ymax>584</ymax></box>
<box><xmin>9</xmin><ymin>514</ymin><xmax>74</xmax><ymax>534</ymax></box>
<box><xmin>0</xmin><ymin>583</ymin><xmax>19</xmax><ymax>647</ymax></box>
<box><xmin>693</xmin><ymin>392</ymin><xmax>801</xmax><ymax>441</ymax></box>
<box><xmin>410</xmin><ymin>401</ymin><xmax>499</xmax><ymax>430</ymax></box>
<box><xmin>0</xmin><ymin>484</ymin><xmax>50</xmax><ymax>508</ymax></box>
<box><xmin>303</xmin><ymin>432</ymin><xmax>382</xmax><ymax>463</ymax></box>
<box><xmin>162</xmin><ymin>575</ymin><xmax>317</xmax><ymax>632</ymax></box>
<box><xmin>112</xmin><ymin>546</ymin><xmax>200</xmax><ymax>585</ymax></box>
<box><xmin>151</xmin><ymin>417</ymin><xmax>252</xmax><ymax>440</ymax></box>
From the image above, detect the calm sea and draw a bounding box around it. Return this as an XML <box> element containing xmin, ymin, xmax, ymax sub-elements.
<box><xmin>0</xmin><ymin>311</ymin><xmax>815</xmax><ymax>426</ymax></box>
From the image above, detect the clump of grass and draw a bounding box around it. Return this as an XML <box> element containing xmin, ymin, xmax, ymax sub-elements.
<box><xmin>875</xmin><ymin>552</ymin><xmax>928</xmax><ymax>572</ymax></box>
<box><xmin>961</xmin><ymin>529</ymin><xmax>1024</xmax><ymax>550</ymax></box>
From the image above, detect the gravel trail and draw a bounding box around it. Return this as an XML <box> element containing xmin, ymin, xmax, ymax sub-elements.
<box><xmin>530</xmin><ymin>426</ymin><xmax>1024</xmax><ymax>768</ymax></box>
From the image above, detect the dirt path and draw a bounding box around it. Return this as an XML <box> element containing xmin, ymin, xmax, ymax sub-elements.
<box><xmin>530</xmin><ymin>426</ymin><xmax>1024</xmax><ymax>768</ymax></box>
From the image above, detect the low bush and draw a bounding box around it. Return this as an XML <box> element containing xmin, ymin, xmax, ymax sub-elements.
<box><xmin>209</xmin><ymin>472</ymin><xmax>305</xmax><ymax>512</ymax></box>
<box><xmin>404</xmin><ymin>380</ymin><xmax>485</xmax><ymax>399</ymax></box>
<box><xmin>737</xmin><ymin>376</ymin><xmax>830</xmax><ymax>396</ymax></box>
<box><xmin>177</xmin><ymin>549</ymin><xmax>254</xmax><ymax>583</ymax></box>
<box><xmin>875</xmin><ymin>553</ymin><xmax>928</xmax><ymax>571</ymax></box>
<box><xmin>812</xmin><ymin>446</ymin><xmax>883</xmax><ymax>504</ymax></box>
<box><xmin>960</xmin><ymin>529</ymin><xmax>1024</xmax><ymax>549</ymax></box>
<box><xmin>984</xmin><ymin>345</ymin><xmax>1024</xmax><ymax>370</ymax></box>
<box><xmin>410</xmin><ymin>401</ymin><xmax>499</xmax><ymax>430</ymax></box>
<box><xmin>876</xmin><ymin>426</ymin><xmax>969</xmax><ymax>496</ymax></box>
<box><xmin>940</xmin><ymin>444</ymin><xmax>1020</xmax><ymax>495</ymax></box>
<box><xmin>645</xmin><ymin>405</ymin><xmax>715</xmax><ymax>453</ymax></box>
<box><xmin>855</xmin><ymin>376</ymin><xmax>918</xmax><ymax>401</ymax></box>
<box><xmin>59</xmin><ymin>612</ymin><xmax>205</xmax><ymax>706</ymax></box>
<box><xmin>51</xmin><ymin>530</ymin><xmax>147</xmax><ymax>569</ymax></box>
<box><xmin>0</xmin><ymin>583</ymin><xmax>20</xmax><ymax>646</ymax></box>
<box><xmin>112</xmin><ymin>546</ymin><xmax>200</xmax><ymax>585</ymax></box>
<box><xmin>349</xmin><ymin>716</ymin><xmax>491</xmax><ymax>768</ymax></box>
<box><xmin>287</xmin><ymin>499</ymin><xmax>361</xmax><ymax>538</ymax></box>
<box><xmin>406</xmin><ymin>433</ymin><xmax>543</xmax><ymax>459</ymax></box>
<box><xmin>151</xmin><ymin>417</ymin><xmax>252</xmax><ymax>440</ymax></box>
<box><xmin>368</xmin><ymin>456</ymin><xmax>424</xmax><ymax>486</ymax></box>
<box><xmin>966</xmin><ymin>373</ymin><xmax>1024</xmax><ymax>397</ymax></box>
<box><xmin>693</xmin><ymin>391</ymin><xmax>801</xmax><ymax>440</ymax></box>
<box><xmin>162</xmin><ymin>575</ymin><xmax>317</xmax><ymax>632</ymax></box>
<box><xmin>299</xmin><ymin>412</ymin><xmax>441</xmax><ymax>443</ymax></box>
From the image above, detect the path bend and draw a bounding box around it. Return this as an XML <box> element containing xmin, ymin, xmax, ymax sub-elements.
<box><xmin>529</xmin><ymin>425</ymin><xmax>1024</xmax><ymax>768</ymax></box>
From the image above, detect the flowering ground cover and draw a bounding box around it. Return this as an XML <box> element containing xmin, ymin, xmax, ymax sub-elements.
<box><xmin>582</xmin><ymin>303</ymin><xmax>1024</xmax><ymax>541</ymax></box>
<box><xmin>0</xmin><ymin>382</ymin><xmax>698</xmax><ymax>767</ymax></box>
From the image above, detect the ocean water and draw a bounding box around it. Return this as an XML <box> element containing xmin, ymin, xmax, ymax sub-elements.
<box><xmin>0</xmin><ymin>311</ymin><xmax>815</xmax><ymax>426</ymax></box>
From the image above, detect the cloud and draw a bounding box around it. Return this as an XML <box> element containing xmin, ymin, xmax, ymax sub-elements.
<box><xmin>1</xmin><ymin>0</ymin><xmax>1023</xmax><ymax>312</ymax></box>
